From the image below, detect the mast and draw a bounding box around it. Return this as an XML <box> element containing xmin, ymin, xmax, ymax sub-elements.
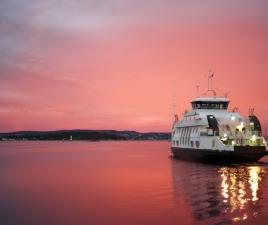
<box><xmin>196</xmin><ymin>85</ymin><xmax>200</xmax><ymax>97</ymax></box>
<box><xmin>173</xmin><ymin>102</ymin><xmax>177</xmax><ymax>116</ymax></box>
<box><xmin>207</xmin><ymin>69</ymin><xmax>216</xmax><ymax>96</ymax></box>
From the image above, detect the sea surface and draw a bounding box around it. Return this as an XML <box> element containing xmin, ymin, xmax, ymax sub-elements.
<box><xmin>0</xmin><ymin>141</ymin><xmax>268</xmax><ymax>225</ymax></box>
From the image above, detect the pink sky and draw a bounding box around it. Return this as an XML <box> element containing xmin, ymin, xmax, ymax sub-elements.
<box><xmin>0</xmin><ymin>0</ymin><xmax>268</xmax><ymax>132</ymax></box>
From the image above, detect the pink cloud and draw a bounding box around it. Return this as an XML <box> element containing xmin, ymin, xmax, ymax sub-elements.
<box><xmin>0</xmin><ymin>0</ymin><xmax>268</xmax><ymax>132</ymax></box>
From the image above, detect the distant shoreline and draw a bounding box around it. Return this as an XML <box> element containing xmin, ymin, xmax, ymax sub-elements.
<box><xmin>0</xmin><ymin>139</ymin><xmax>170</xmax><ymax>142</ymax></box>
<box><xmin>0</xmin><ymin>130</ymin><xmax>171</xmax><ymax>141</ymax></box>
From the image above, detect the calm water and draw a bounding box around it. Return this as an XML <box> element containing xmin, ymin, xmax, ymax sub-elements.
<box><xmin>0</xmin><ymin>141</ymin><xmax>268</xmax><ymax>225</ymax></box>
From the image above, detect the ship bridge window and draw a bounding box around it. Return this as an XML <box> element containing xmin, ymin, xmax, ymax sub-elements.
<box><xmin>192</xmin><ymin>102</ymin><xmax>229</xmax><ymax>110</ymax></box>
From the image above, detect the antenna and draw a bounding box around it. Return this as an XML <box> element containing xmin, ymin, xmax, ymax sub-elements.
<box><xmin>207</xmin><ymin>69</ymin><xmax>216</xmax><ymax>96</ymax></box>
<box><xmin>173</xmin><ymin>102</ymin><xmax>177</xmax><ymax>116</ymax></box>
<box><xmin>172</xmin><ymin>102</ymin><xmax>179</xmax><ymax>127</ymax></box>
<box><xmin>249</xmin><ymin>108</ymin><xmax>255</xmax><ymax>116</ymax></box>
<box><xmin>208</xmin><ymin>69</ymin><xmax>214</xmax><ymax>91</ymax></box>
<box><xmin>196</xmin><ymin>85</ymin><xmax>200</xmax><ymax>97</ymax></box>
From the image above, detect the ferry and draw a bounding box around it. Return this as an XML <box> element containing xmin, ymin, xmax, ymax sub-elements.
<box><xmin>171</xmin><ymin>75</ymin><xmax>267</xmax><ymax>162</ymax></box>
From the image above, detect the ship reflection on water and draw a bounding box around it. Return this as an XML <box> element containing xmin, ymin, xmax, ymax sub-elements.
<box><xmin>172</xmin><ymin>161</ymin><xmax>266</xmax><ymax>224</ymax></box>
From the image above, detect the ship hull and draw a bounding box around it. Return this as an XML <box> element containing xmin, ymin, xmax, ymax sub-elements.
<box><xmin>171</xmin><ymin>146</ymin><xmax>268</xmax><ymax>163</ymax></box>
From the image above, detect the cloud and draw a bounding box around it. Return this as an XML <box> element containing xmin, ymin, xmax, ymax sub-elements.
<box><xmin>0</xmin><ymin>0</ymin><xmax>268</xmax><ymax>131</ymax></box>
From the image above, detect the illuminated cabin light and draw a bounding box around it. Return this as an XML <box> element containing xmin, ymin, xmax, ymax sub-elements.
<box><xmin>221</xmin><ymin>133</ymin><xmax>228</xmax><ymax>141</ymax></box>
<box><xmin>236</xmin><ymin>122</ymin><xmax>244</xmax><ymax>132</ymax></box>
<box><xmin>251</xmin><ymin>135</ymin><xmax>256</xmax><ymax>142</ymax></box>
<box><xmin>232</xmin><ymin>140</ymin><xmax>236</xmax><ymax>146</ymax></box>
<box><xmin>231</xmin><ymin>116</ymin><xmax>235</xmax><ymax>121</ymax></box>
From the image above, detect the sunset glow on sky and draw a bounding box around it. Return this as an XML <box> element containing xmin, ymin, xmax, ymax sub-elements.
<box><xmin>0</xmin><ymin>0</ymin><xmax>268</xmax><ymax>132</ymax></box>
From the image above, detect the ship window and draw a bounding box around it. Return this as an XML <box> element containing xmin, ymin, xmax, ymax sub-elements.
<box><xmin>190</xmin><ymin>141</ymin><xmax>194</xmax><ymax>147</ymax></box>
<box><xmin>185</xmin><ymin>132</ymin><xmax>187</xmax><ymax>145</ymax></box>
<box><xmin>196</xmin><ymin>141</ymin><xmax>200</xmax><ymax>148</ymax></box>
<box><xmin>176</xmin><ymin>140</ymin><xmax>179</xmax><ymax>146</ymax></box>
<box><xmin>187</xmin><ymin>128</ymin><xmax>191</xmax><ymax>146</ymax></box>
<box><xmin>192</xmin><ymin>101</ymin><xmax>229</xmax><ymax>110</ymax></box>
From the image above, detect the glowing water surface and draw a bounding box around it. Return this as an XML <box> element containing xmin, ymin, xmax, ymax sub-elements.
<box><xmin>0</xmin><ymin>141</ymin><xmax>268</xmax><ymax>225</ymax></box>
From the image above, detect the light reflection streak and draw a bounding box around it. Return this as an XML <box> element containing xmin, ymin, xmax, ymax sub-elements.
<box><xmin>172</xmin><ymin>161</ymin><xmax>266</xmax><ymax>225</ymax></box>
<box><xmin>220</xmin><ymin>170</ymin><xmax>229</xmax><ymax>201</ymax></box>
<box><xmin>238</xmin><ymin>181</ymin><xmax>246</xmax><ymax>209</ymax></box>
<box><xmin>219</xmin><ymin>166</ymin><xmax>265</xmax><ymax>222</ymax></box>
<box><xmin>248</xmin><ymin>167</ymin><xmax>261</xmax><ymax>202</ymax></box>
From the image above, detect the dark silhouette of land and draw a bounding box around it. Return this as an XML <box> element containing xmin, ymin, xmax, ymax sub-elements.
<box><xmin>0</xmin><ymin>130</ymin><xmax>171</xmax><ymax>141</ymax></box>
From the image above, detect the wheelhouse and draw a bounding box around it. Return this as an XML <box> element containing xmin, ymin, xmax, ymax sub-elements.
<box><xmin>191</xmin><ymin>97</ymin><xmax>229</xmax><ymax>110</ymax></box>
